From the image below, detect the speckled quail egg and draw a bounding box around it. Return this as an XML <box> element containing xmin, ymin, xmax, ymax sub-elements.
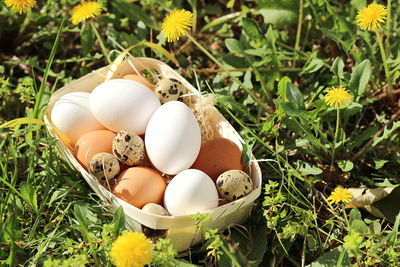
<box><xmin>89</xmin><ymin>152</ymin><xmax>120</xmax><ymax>181</ymax></box>
<box><xmin>216</xmin><ymin>170</ymin><xmax>253</xmax><ymax>201</ymax></box>
<box><xmin>112</xmin><ymin>130</ymin><xmax>145</xmax><ymax>166</ymax></box>
<box><xmin>155</xmin><ymin>78</ymin><xmax>187</xmax><ymax>104</ymax></box>
<box><xmin>142</xmin><ymin>203</ymin><xmax>169</xmax><ymax>216</ymax></box>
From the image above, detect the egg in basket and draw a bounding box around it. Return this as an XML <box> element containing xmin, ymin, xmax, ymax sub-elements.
<box><xmin>44</xmin><ymin>57</ymin><xmax>262</xmax><ymax>252</ymax></box>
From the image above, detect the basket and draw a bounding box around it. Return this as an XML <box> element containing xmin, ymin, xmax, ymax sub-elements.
<box><xmin>44</xmin><ymin>57</ymin><xmax>262</xmax><ymax>252</ymax></box>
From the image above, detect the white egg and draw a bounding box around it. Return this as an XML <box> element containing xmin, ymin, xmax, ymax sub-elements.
<box><xmin>164</xmin><ymin>169</ymin><xmax>219</xmax><ymax>216</ymax></box>
<box><xmin>90</xmin><ymin>79</ymin><xmax>160</xmax><ymax>134</ymax></box>
<box><xmin>51</xmin><ymin>92</ymin><xmax>103</xmax><ymax>145</ymax></box>
<box><xmin>142</xmin><ymin>203</ymin><xmax>169</xmax><ymax>216</ymax></box>
<box><xmin>145</xmin><ymin>101</ymin><xmax>201</xmax><ymax>175</ymax></box>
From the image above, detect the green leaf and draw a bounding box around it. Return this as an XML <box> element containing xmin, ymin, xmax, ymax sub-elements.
<box><xmin>348</xmin><ymin>126</ymin><xmax>379</xmax><ymax>150</ymax></box>
<box><xmin>74</xmin><ymin>203</ymin><xmax>90</xmax><ymax>236</ymax></box>
<box><xmin>369</xmin><ymin>220</ymin><xmax>381</xmax><ymax>235</ymax></box>
<box><xmin>111</xmin><ymin>1</ymin><xmax>157</xmax><ymax>29</ymax></box>
<box><xmin>277</xmin><ymin>76</ymin><xmax>291</xmax><ymax>100</ymax></box>
<box><xmin>286</xmin><ymin>83</ymin><xmax>304</xmax><ymax>107</ymax></box>
<box><xmin>243</xmin><ymin>48</ymin><xmax>267</xmax><ymax>57</ymax></box>
<box><xmin>217</xmin><ymin>95</ymin><xmax>258</xmax><ymax>123</ymax></box>
<box><xmin>256</xmin><ymin>0</ymin><xmax>298</xmax><ymax>9</ymax></box>
<box><xmin>300</xmin><ymin>58</ymin><xmax>324</xmax><ymax>75</ymax></box>
<box><xmin>80</xmin><ymin>23</ymin><xmax>94</xmax><ymax>56</ymax></box>
<box><xmin>243</xmin><ymin>70</ymin><xmax>253</xmax><ymax>89</ymax></box>
<box><xmin>351</xmin><ymin>219</ymin><xmax>369</xmax><ymax>234</ymax></box>
<box><xmin>348</xmin><ymin>59</ymin><xmax>372</xmax><ymax>100</ymax></box>
<box><xmin>307</xmin><ymin>246</ymin><xmax>350</xmax><ymax>267</ymax></box>
<box><xmin>283</xmin><ymin>117</ymin><xmax>328</xmax><ymax>152</ymax></box>
<box><xmin>2</xmin><ymin>213</ymin><xmax>22</xmax><ymax>242</ymax></box>
<box><xmin>242</xmin><ymin>17</ymin><xmax>261</xmax><ymax>40</ymax></box>
<box><xmin>342</xmin><ymin>102</ymin><xmax>362</xmax><ymax>117</ymax></box>
<box><xmin>280</xmin><ymin>102</ymin><xmax>300</xmax><ymax>117</ymax></box>
<box><xmin>295</xmin><ymin>138</ymin><xmax>309</xmax><ymax>147</ymax></box>
<box><xmin>73</xmin><ymin>203</ymin><xmax>100</xmax><ymax>241</ymax></box>
<box><xmin>226</xmin><ymin>0</ymin><xmax>235</xmax><ymax>8</ymax></box>
<box><xmin>201</xmin><ymin>12</ymin><xmax>241</xmax><ymax>32</ymax></box>
<box><xmin>262</xmin><ymin>115</ymin><xmax>276</xmax><ymax>133</ymax></box>
<box><xmin>307</xmin><ymin>236</ymin><xmax>318</xmax><ymax>251</ymax></box>
<box><xmin>372</xmin><ymin>121</ymin><xmax>400</xmax><ymax>147</ymax></box>
<box><xmin>20</xmin><ymin>182</ymin><xmax>38</xmax><ymax>213</ymax></box>
<box><xmin>351</xmin><ymin>0</ymin><xmax>367</xmax><ymax>10</ymax></box>
<box><xmin>224</xmin><ymin>221</ymin><xmax>270</xmax><ymax>267</ymax></box>
<box><xmin>112</xmin><ymin>207</ymin><xmax>126</xmax><ymax>235</ymax></box>
<box><xmin>0</xmin><ymin>117</ymin><xmax>45</xmax><ymax>130</ymax></box>
<box><xmin>283</xmin><ymin>117</ymin><xmax>303</xmax><ymax>133</ymax></box>
<box><xmin>258</xmin><ymin>9</ymin><xmax>297</xmax><ymax>25</ymax></box>
<box><xmin>337</xmin><ymin>160</ymin><xmax>354</xmax><ymax>172</ymax></box>
<box><xmin>375</xmin><ymin>178</ymin><xmax>395</xmax><ymax>187</ymax></box>
<box><xmin>266</xmin><ymin>25</ymin><xmax>276</xmax><ymax>45</ymax></box>
<box><xmin>225</xmin><ymin>38</ymin><xmax>243</xmax><ymax>54</ymax></box>
<box><xmin>296</xmin><ymin>161</ymin><xmax>323</xmax><ymax>176</ymax></box>
<box><xmin>241</xmin><ymin>139</ymin><xmax>255</xmax><ymax>166</ymax></box>
<box><xmin>374</xmin><ymin>159</ymin><xmax>389</xmax><ymax>169</ymax></box>
<box><xmin>222</xmin><ymin>55</ymin><xmax>248</xmax><ymax>68</ymax></box>
<box><xmin>349</xmin><ymin>208</ymin><xmax>362</xmax><ymax>222</ymax></box>
<box><xmin>320</xmin><ymin>28</ymin><xmax>355</xmax><ymax>53</ymax></box>
<box><xmin>331</xmin><ymin>57</ymin><xmax>345</xmax><ymax>79</ymax></box>
<box><xmin>246</xmin><ymin>225</ymin><xmax>269</xmax><ymax>266</ymax></box>
<box><xmin>48</xmin><ymin>188</ymin><xmax>70</xmax><ymax>207</ymax></box>
<box><xmin>256</xmin><ymin>0</ymin><xmax>298</xmax><ymax>26</ymax></box>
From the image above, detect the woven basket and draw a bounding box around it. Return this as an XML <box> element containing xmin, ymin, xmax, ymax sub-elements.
<box><xmin>44</xmin><ymin>57</ymin><xmax>262</xmax><ymax>252</ymax></box>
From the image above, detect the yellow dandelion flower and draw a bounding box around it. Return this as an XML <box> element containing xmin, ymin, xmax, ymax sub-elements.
<box><xmin>356</xmin><ymin>3</ymin><xmax>388</xmax><ymax>31</ymax></box>
<box><xmin>327</xmin><ymin>187</ymin><xmax>353</xmax><ymax>205</ymax></box>
<box><xmin>325</xmin><ymin>87</ymin><xmax>353</xmax><ymax>109</ymax></box>
<box><xmin>162</xmin><ymin>9</ymin><xmax>193</xmax><ymax>42</ymax></box>
<box><xmin>4</xmin><ymin>0</ymin><xmax>36</xmax><ymax>14</ymax></box>
<box><xmin>110</xmin><ymin>232</ymin><xmax>153</xmax><ymax>267</ymax></box>
<box><xmin>71</xmin><ymin>1</ymin><xmax>102</xmax><ymax>25</ymax></box>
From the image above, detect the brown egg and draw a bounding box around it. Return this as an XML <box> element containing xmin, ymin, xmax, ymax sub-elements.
<box><xmin>75</xmin><ymin>130</ymin><xmax>115</xmax><ymax>169</ymax></box>
<box><xmin>123</xmin><ymin>74</ymin><xmax>155</xmax><ymax>91</ymax></box>
<box><xmin>112</xmin><ymin>167</ymin><xmax>166</xmax><ymax>208</ymax></box>
<box><xmin>191</xmin><ymin>138</ymin><xmax>244</xmax><ymax>181</ymax></box>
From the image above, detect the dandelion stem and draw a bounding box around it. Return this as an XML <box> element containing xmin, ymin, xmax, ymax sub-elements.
<box><xmin>191</xmin><ymin>0</ymin><xmax>198</xmax><ymax>32</ymax></box>
<box><xmin>375</xmin><ymin>30</ymin><xmax>393</xmax><ymax>101</ymax></box>
<box><xmin>385</xmin><ymin>0</ymin><xmax>392</xmax><ymax>58</ymax></box>
<box><xmin>186</xmin><ymin>34</ymin><xmax>270</xmax><ymax>113</ymax></box>
<box><xmin>293</xmin><ymin>0</ymin><xmax>304</xmax><ymax>66</ymax></box>
<box><xmin>90</xmin><ymin>22</ymin><xmax>110</xmax><ymax>63</ymax></box>
<box><xmin>387</xmin><ymin>0</ymin><xmax>392</xmax><ymax>33</ymax></box>
<box><xmin>330</xmin><ymin>108</ymin><xmax>340</xmax><ymax>170</ymax></box>
<box><xmin>343</xmin><ymin>204</ymin><xmax>350</xmax><ymax>227</ymax></box>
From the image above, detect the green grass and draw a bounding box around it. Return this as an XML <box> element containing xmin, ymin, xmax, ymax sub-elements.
<box><xmin>1</xmin><ymin>0</ymin><xmax>400</xmax><ymax>266</ymax></box>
